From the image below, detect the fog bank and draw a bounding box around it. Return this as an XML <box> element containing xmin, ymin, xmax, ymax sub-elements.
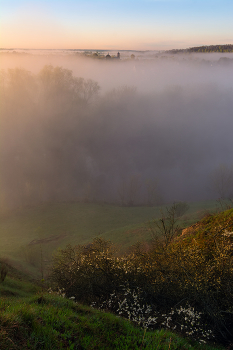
<box><xmin>1</xmin><ymin>52</ymin><xmax>233</xmax><ymax>211</ymax></box>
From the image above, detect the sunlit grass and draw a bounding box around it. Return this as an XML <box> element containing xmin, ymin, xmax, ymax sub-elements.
<box><xmin>0</xmin><ymin>293</ymin><xmax>222</xmax><ymax>350</ymax></box>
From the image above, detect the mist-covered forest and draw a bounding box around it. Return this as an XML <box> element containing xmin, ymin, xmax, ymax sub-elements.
<box><xmin>1</xmin><ymin>53</ymin><xmax>233</xmax><ymax>211</ymax></box>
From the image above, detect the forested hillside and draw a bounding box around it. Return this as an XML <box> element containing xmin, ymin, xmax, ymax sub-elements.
<box><xmin>166</xmin><ymin>44</ymin><xmax>233</xmax><ymax>54</ymax></box>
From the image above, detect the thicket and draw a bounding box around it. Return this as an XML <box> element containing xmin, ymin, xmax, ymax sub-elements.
<box><xmin>50</xmin><ymin>208</ymin><xmax>233</xmax><ymax>347</ymax></box>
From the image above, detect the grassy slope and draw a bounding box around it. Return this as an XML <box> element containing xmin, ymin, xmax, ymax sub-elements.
<box><xmin>178</xmin><ymin>207</ymin><xmax>233</xmax><ymax>245</ymax></box>
<box><xmin>0</xmin><ymin>286</ymin><xmax>222</xmax><ymax>350</ymax></box>
<box><xmin>0</xmin><ymin>201</ymin><xmax>217</xmax><ymax>275</ymax></box>
<box><xmin>0</xmin><ymin>206</ymin><xmax>227</xmax><ymax>350</ymax></box>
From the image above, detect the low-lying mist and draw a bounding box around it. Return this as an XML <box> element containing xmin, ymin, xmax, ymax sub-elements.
<box><xmin>1</xmin><ymin>52</ymin><xmax>233</xmax><ymax>211</ymax></box>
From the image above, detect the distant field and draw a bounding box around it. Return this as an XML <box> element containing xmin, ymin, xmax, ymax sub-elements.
<box><xmin>0</xmin><ymin>200</ymin><xmax>218</xmax><ymax>276</ymax></box>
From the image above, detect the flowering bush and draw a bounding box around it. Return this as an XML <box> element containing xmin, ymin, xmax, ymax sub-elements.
<box><xmin>50</xmin><ymin>210</ymin><xmax>233</xmax><ymax>345</ymax></box>
<box><xmin>160</xmin><ymin>304</ymin><xmax>214</xmax><ymax>344</ymax></box>
<box><xmin>92</xmin><ymin>287</ymin><xmax>214</xmax><ymax>344</ymax></box>
<box><xmin>92</xmin><ymin>286</ymin><xmax>157</xmax><ymax>329</ymax></box>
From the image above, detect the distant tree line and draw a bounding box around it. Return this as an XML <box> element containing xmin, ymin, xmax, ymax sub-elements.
<box><xmin>166</xmin><ymin>44</ymin><xmax>233</xmax><ymax>54</ymax></box>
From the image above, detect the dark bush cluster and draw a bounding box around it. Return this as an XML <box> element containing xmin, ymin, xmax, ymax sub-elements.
<box><xmin>50</xmin><ymin>209</ymin><xmax>233</xmax><ymax>346</ymax></box>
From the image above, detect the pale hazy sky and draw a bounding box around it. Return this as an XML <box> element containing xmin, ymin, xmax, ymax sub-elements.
<box><xmin>1</xmin><ymin>0</ymin><xmax>233</xmax><ymax>50</ymax></box>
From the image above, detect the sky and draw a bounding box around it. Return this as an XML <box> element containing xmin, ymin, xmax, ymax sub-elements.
<box><xmin>1</xmin><ymin>0</ymin><xmax>233</xmax><ymax>50</ymax></box>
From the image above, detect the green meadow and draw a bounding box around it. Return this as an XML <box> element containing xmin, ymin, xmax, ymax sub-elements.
<box><xmin>0</xmin><ymin>200</ymin><xmax>217</xmax><ymax>276</ymax></box>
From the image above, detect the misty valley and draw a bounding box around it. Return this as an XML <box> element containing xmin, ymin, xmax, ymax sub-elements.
<box><xmin>1</xmin><ymin>53</ymin><xmax>233</xmax><ymax>212</ymax></box>
<box><xmin>0</xmin><ymin>52</ymin><xmax>233</xmax><ymax>349</ymax></box>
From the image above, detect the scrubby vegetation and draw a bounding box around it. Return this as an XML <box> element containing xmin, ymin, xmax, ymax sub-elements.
<box><xmin>0</xmin><ymin>258</ymin><xmax>221</xmax><ymax>349</ymax></box>
<box><xmin>0</xmin><ymin>204</ymin><xmax>232</xmax><ymax>348</ymax></box>
<box><xmin>50</xmin><ymin>207</ymin><xmax>233</xmax><ymax>347</ymax></box>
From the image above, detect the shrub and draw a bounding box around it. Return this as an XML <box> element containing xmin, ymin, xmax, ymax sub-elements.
<box><xmin>50</xmin><ymin>238</ymin><xmax>127</xmax><ymax>303</ymax></box>
<box><xmin>50</xmin><ymin>211</ymin><xmax>233</xmax><ymax>345</ymax></box>
<box><xmin>94</xmin><ymin>289</ymin><xmax>215</xmax><ymax>344</ymax></box>
<box><xmin>92</xmin><ymin>285</ymin><xmax>158</xmax><ymax>329</ymax></box>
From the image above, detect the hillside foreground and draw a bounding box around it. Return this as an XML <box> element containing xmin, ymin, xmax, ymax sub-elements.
<box><xmin>1</xmin><ymin>204</ymin><xmax>232</xmax><ymax>349</ymax></box>
<box><xmin>0</xmin><ymin>278</ymin><xmax>223</xmax><ymax>350</ymax></box>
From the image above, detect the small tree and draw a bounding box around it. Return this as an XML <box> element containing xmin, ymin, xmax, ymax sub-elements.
<box><xmin>149</xmin><ymin>202</ymin><xmax>186</xmax><ymax>248</ymax></box>
<box><xmin>173</xmin><ymin>201</ymin><xmax>189</xmax><ymax>218</ymax></box>
<box><xmin>50</xmin><ymin>238</ymin><xmax>120</xmax><ymax>303</ymax></box>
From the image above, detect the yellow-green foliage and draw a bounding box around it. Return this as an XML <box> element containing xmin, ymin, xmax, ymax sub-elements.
<box><xmin>51</xmin><ymin>209</ymin><xmax>233</xmax><ymax>345</ymax></box>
